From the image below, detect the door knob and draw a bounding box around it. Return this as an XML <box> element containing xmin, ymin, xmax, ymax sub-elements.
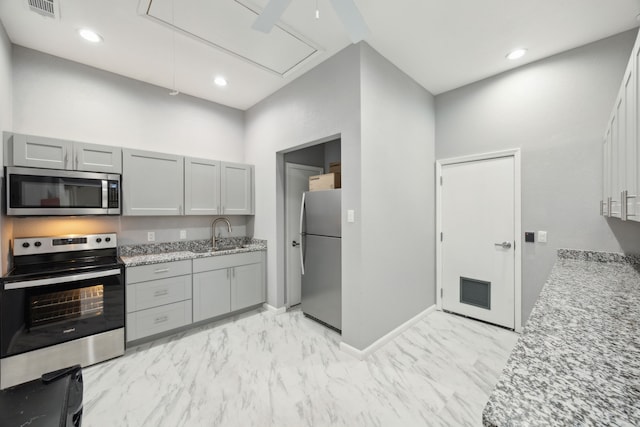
<box><xmin>292</xmin><ymin>241</ymin><xmax>300</xmax><ymax>247</ymax></box>
<box><xmin>494</xmin><ymin>241</ymin><xmax>512</xmax><ymax>249</ymax></box>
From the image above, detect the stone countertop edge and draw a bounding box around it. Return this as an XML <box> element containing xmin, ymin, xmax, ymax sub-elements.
<box><xmin>119</xmin><ymin>239</ymin><xmax>267</xmax><ymax>267</ymax></box>
<box><xmin>482</xmin><ymin>248</ymin><xmax>640</xmax><ymax>427</ymax></box>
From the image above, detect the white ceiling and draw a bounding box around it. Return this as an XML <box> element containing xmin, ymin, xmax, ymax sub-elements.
<box><xmin>1</xmin><ymin>0</ymin><xmax>639</xmax><ymax>110</ymax></box>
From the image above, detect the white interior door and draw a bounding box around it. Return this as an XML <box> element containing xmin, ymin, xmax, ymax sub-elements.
<box><xmin>285</xmin><ymin>162</ymin><xmax>323</xmax><ymax>307</ymax></box>
<box><xmin>440</xmin><ymin>155</ymin><xmax>515</xmax><ymax>329</ymax></box>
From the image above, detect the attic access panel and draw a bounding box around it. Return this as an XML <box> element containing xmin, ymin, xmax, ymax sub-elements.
<box><xmin>144</xmin><ymin>0</ymin><xmax>320</xmax><ymax>76</ymax></box>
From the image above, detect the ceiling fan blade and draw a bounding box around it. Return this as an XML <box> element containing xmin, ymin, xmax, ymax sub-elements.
<box><xmin>251</xmin><ymin>0</ymin><xmax>293</xmax><ymax>33</ymax></box>
<box><xmin>328</xmin><ymin>0</ymin><xmax>370</xmax><ymax>44</ymax></box>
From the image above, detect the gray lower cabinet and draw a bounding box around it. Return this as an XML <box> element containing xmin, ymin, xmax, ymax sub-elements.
<box><xmin>126</xmin><ymin>260</ymin><xmax>192</xmax><ymax>342</ymax></box>
<box><xmin>192</xmin><ymin>252</ymin><xmax>265</xmax><ymax>323</ymax></box>
<box><xmin>4</xmin><ymin>133</ymin><xmax>122</xmax><ymax>173</ymax></box>
<box><xmin>122</xmin><ymin>148</ymin><xmax>184</xmax><ymax>216</ymax></box>
<box><xmin>193</xmin><ymin>269</ymin><xmax>231</xmax><ymax>322</ymax></box>
<box><xmin>232</xmin><ymin>262</ymin><xmax>264</xmax><ymax>311</ymax></box>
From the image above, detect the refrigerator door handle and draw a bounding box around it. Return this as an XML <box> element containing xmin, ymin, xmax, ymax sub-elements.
<box><xmin>299</xmin><ymin>192</ymin><xmax>306</xmax><ymax>275</ymax></box>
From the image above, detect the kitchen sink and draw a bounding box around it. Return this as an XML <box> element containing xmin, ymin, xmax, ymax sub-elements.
<box><xmin>214</xmin><ymin>245</ymin><xmax>248</xmax><ymax>251</ymax></box>
<box><xmin>190</xmin><ymin>245</ymin><xmax>249</xmax><ymax>254</ymax></box>
<box><xmin>190</xmin><ymin>248</ymin><xmax>214</xmax><ymax>254</ymax></box>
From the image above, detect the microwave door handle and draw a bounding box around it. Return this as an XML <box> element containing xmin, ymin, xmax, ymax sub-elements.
<box><xmin>102</xmin><ymin>180</ymin><xmax>108</xmax><ymax>208</ymax></box>
<box><xmin>4</xmin><ymin>269</ymin><xmax>121</xmax><ymax>290</ymax></box>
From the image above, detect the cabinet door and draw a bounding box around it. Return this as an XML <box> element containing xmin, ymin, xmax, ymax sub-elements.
<box><xmin>610</xmin><ymin>113</ymin><xmax>621</xmax><ymax>218</ymax></box>
<box><xmin>185</xmin><ymin>157</ymin><xmax>221</xmax><ymax>215</ymax></box>
<box><xmin>231</xmin><ymin>262</ymin><xmax>264</xmax><ymax>311</ymax></box>
<box><xmin>192</xmin><ymin>269</ymin><xmax>231</xmax><ymax>322</ymax></box>
<box><xmin>122</xmin><ymin>149</ymin><xmax>184</xmax><ymax>216</ymax></box>
<box><xmin>221</xmin><ymin>162</ymin><xmax>254</xmax><ymax>215</ymax></box>
<box><xmin>75</xmin><ymin>142</ymin><xmax>122</xmax><ymax>174</ymax></box>
<box><xmin>633</xmin><ymin>39</ymin><xmax>640</xmax><ymax>220</ymax></box>
<box><xmin>11</xmin><ymin>133</ymin><xmax>72</xmax><ymax>170</ymax></box>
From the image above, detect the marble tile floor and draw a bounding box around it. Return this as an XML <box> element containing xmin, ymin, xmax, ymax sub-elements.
<box><xmin>83</xmin><ymin>309</ymin><xmax>518</xmax><ymax>427</ymax></box>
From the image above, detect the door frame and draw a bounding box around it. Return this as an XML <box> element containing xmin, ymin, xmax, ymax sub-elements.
<box><xmin>435</xmin><ymin>149</ymin><xmax>523</xmax><ymax>332</ymax></box>
<box><xmin>284</xmin><ymin>162</ymin><xmax>324</xmax><ymax>308</ymax></box>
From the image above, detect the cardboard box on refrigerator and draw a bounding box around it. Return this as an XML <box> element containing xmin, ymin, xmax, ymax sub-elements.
<box><xmin>329</xmin><ymin>162</ymin><xmax>341</xmax><ymax>174</ymax></box>
<box><xmin>309</xmin><ymin>172</ymin><xmax>341</xmax><ymax>191</ymax></box>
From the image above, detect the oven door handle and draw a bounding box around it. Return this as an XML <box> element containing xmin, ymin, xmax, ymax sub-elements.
<box><xmin>4</xmin><ymin>268</ymin><xmax>122</xmax><ymax>290</ymax></box>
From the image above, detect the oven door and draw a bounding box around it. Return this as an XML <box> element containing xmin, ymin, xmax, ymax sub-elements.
<box><xmin>6</xmin><ymin>166</ymin><xmax>120</xmax><ymax>216</ymax></box>
<box><xmin>1</xmin><ymin>267</ymin><xmax>124</xmax><ymax>358</ymax></box>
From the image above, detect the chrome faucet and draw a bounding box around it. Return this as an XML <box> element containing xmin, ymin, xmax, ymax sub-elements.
<box><xmin>211</xmin><ymin>217</ymin><xmax>232</xmax><ymax>249</ymax></box>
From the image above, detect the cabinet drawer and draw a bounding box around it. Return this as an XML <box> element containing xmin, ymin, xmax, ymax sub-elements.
<box><xmin>126</xmin><ymin>274</ymin><xmax>192</xmax><ymax>313</ymax></box>
<box><xmin>126</xmin><ymin>260</ymin><xmax>192</xmax><ymax>284</ymax></box>
<box><xmin>126</xmin><ymin>300</ymin><xmax>192</xmax><ymax>342</ymax></box>
<box><xmin>193</xmin><ymin>251</ymin><xmax>262</xmax><ymax>273</ymax></box>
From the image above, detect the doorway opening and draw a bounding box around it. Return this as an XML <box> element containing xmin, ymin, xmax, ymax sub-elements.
<box><xmin>278</xmin><ymin>136</ymin><xmax>342</xmax><ymax>309</ymax></box>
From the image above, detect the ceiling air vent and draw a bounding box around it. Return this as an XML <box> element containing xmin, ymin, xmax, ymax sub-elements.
<box><xmin>27</xmin><ymin>0</ymin><xmax>58</xmax><ymax>18</ymax></box>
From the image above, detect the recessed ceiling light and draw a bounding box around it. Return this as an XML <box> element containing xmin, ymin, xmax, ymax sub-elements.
<box><xmin>506</xmin><ymin>48</ymin><xmax>527</xmax><ymax>60</ymax></box>
<box><xmin>214</xmin><ymin>76</ymin><xmax>228</xmax><ymax>87</ymax></box>
<box><xmin>78</xmin><ymin>28</ymin><xmax>103</xmax><ymax>43</ymax></box>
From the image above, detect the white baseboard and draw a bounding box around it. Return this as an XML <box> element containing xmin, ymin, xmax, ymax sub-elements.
<box><xmin>339</xmin><ymin>305</ymin><xmax>436</xmax><ymax>360</ymax></box>
<box><xmin>262</xmin><ymin>303</ymin><xmax>287</xmax><ymax>315</ymax></box>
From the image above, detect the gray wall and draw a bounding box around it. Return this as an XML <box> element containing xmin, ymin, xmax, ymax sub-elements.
<box><xmin>245</xmin><ymin>42</ymin><xmax>436</xmax><ymax>350</ymax></box>
<box><xmin>352</xmin><ymin>44</ymin><xmax>435</xmax><ymax>349</ymax></box>
<box><xmin>435</xmin><ymin>29</ymin><xmax>640</xmax><ymax>324</ymax></box>
<box><xmin>323</xmin><ymin>139</ymin><xmax>341</xmax><ymax>172</ymax></box>
<box><xmin>244</xmin><ymin>44</ymin><xmax>362</xmax><ymax>320</ymax></box>
<box><xmin>283</xmin><ymin>143</ymin><xmax>325</xmax><ymax>168</ymax></box>
<box><xmin>3</xmin><ymin>46</ymin><xmax>250</xmax><ymax>261</ymax></box>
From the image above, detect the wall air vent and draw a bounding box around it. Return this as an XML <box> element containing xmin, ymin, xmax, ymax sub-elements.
<box><xmin>27</xmin><ymin>0</ymin><xmax>58</xmax><ymax>18</ymax></box>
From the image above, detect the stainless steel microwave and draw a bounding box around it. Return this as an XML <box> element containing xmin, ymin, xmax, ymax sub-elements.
<box><xmin>6</xmin><ymin>167</ymin><xmax>121</xmax><ymax>216</ymax></box>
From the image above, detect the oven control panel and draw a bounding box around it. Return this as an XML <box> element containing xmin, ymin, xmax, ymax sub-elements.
<box><xmin>14</xmin><ymin>233</ymin><xmax>118</xmax><ymax>256</ymax></box>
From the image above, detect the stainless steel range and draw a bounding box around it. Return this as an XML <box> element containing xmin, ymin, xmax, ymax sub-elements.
<box><xmin>0</xmin><ymin>233</ymin><xmax>125</xmax><ymax>389</ymax></box>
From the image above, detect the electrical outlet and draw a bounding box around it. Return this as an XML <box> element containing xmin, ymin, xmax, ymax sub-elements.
<box><xmin>147</xmin><ymin>231</ymin><xmax>155</xmax><ymax>242</ymax></box>
<box><xmin>179</xmin><ymin>230</ymin><xmax>187</xmax><ymax>240</ymax></box>
<box><xmin>538</xmin><ymin>231</ymin><xmax>547</xmax><ymax>243</ymax></box>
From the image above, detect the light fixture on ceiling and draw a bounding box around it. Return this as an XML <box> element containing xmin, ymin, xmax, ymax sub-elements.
<box><xmin>214</xmin><ymin>76</ymin><xmax>228</xmax><ymax>87</ymax></box>
<box><xmin>78</xmin><ymin>28</ymin><xmax>103</xmax><ymax>43</ymax></box>
<box><xmin>506</xmin><ymin>48</ymin><xmax>527</xmax><ymax>60</ymax></box>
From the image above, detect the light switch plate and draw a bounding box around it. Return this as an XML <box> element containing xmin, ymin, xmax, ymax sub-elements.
<box><xmin>147</xmin><ymin>231</ymin><xmax>155</xmax><ymax>242</ymax></box>
<box><xmin>179</xmin><ymin>230</ymin><xmax>187</xmax><ymax>239</ymax></box>
<box><xmin>347</xmin><ymin>209</ymin><xmax>355</xmax><ymax>223</ymax></box>
<box><xmin>538</xmin><ymin>231</ymin><xmax>547</xmax><ymax>243</ymax></box>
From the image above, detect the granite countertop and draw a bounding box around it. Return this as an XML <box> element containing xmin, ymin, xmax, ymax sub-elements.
<box><xmin>483</xmin><ymin>249</ymin><xmax>640</xmax><ymax>426</ymax></box>
<box><xmin>119</xmin><ymin>238</ymin><xmax>267</xmax><ymax>267</ymax></box>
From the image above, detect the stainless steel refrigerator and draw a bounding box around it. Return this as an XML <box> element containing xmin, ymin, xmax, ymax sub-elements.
<box><xmin>299</xmin><ymin>189</ymin><xmax>341</xmax><ymax>332</ymax></box>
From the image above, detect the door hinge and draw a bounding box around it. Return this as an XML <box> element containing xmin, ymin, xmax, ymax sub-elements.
<box><xmin>440</xmin><ymin>232</ymin><xmax>443</xmax><ymax>241</ymax></box>
<box><xmin>440</xmin><ymin>288</ymin><xmax>443</xmax><ymax>298</ymax></box>
<box><xmin>440</xmin><ymin>176</ymin><xmax>443</xmax><ymax>185</ymax></box>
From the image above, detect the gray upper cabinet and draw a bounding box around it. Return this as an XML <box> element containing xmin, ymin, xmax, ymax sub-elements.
<box><xmin>9</xmin><ymin>133</ymin><xmax>73</xmax><ymax>170</ymax></box>
<box><xmin>122</xmin><ymin>148</ymin><xmax>184</xmax><ymax>216</ymax></box>
<box><xmin>6</xmin><ymin>133</ymin><xmax>122</xmax><ymax>173</ymax></box>
<box><xmin>184</xmin><ymin>157</ymin><xmax>221</xmax><ymax>216</ymax></box>
<box><xmin>74</xmin><ymin>142</ymin><xmax>122</xmax><ymax>174</ymax></box>
<box><xmin>221</xmin><ymin>162</ymin><xmax>254</xmax><ymax>215</ymax></box>
<box><xmin>602</xmin><ymin>30</ymin><xmax>639</xmax><ymax>221</ymax></box>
